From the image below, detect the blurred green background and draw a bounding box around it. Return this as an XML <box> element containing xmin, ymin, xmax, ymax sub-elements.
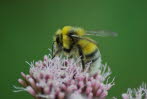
<box><xmin>0</xmin><ymin>0</ymin><xmax>147</xmax><ymax>99</ymax></box>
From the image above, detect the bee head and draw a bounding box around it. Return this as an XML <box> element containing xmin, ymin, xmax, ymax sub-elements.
<box><xmin>54</xmin><ymin>26</ymin><xmax>86</xmax><ymax>49</ymax></box>
<box><xmin>62</xmin><ymin>26</ymin><xmax>85</xmax><ymax>36</ymax></box>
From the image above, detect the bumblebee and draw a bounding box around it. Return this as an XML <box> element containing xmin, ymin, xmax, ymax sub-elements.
<box><xmin>52</xmin><ymin>26</ymin><xmax>117</xmax><ymax>74</ymax></box>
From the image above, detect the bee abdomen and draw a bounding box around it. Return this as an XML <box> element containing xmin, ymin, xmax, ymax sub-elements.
<box><xmin>87</xmin><ymin>50</ymin><xmax>102</xmax><ymax>75</ymax></box>
<box><xmin>85</xmin><ymin>49</ymin><xmax>98</xmax><ymax>58</ymax></box>
<box><xmin>91</xmin><ymin>56</ymin><xmax>100</xmax><ymax>63</ymax></box>
<box><xmin>85</xmin><ymin>49</ymin><xmax>101</xmax><ymax>63</ymax></box>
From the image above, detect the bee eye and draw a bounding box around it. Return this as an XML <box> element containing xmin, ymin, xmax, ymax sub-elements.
<box><xmin>68</xmin><ymin>31</ymin><xmax>76</xmax><ymax>36</ymax></box>
<box><xmin>56</xmin><ymin>35</ymin><xmax>63</xmax><ymax>46</ymax></box>
<box><xmin>56</xmin><ymin>36</ymin><xmax>60</xmax><ymax>43</ymax></box>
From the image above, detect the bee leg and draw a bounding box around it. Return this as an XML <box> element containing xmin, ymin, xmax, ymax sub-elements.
<box><xmin>52</xmin><ymin>54</ymin><xmax>55</xmax><ymax>59</ymax></box>
<box><xmin>77</xmin><ymin>45</ymin><xmax>85</xmax><ymax>70</ymax></box>
<box><xmin>52</xmin><ymin>49</ymin><xmax>60</xmax><ymax>59</ymax></box>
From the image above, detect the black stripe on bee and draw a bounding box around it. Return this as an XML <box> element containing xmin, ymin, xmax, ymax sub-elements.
<box><xmin>68</xmin><ymin>30</ymin><xmax>77</xmax><ymax>36</ymax></box>
<box><xmin>60</xmin><ymin>34</ymin><xmax>63</xmax><ymax>46</ymax></box>
<box><xmin>56</xmin><ymin>34</ymin><xmax>63</xmax><ymax>46</ymax></box>
<box><xmin>56</xmin><ymin>35</ymin><xmax>60</xmax><ymax>43</ymax></box>
<box><xmin>85</xmin><ymin>49</ymin><xmax>98</xmax><ymax>58</ymax></box>
<box><xmin>77</xmin><ymin>45</ymin><xmax>85</xmax><ymax>69</ymax></box>
<box><xmin>85</xmin><ymin>56</ymin><xmax>100</xmax><ymax>64</ymax></box>
<box><xmin>91</xmin><ymin>56</ymin><xmax>99</xmax><ymax>63</ymax></box>
<box><xmin>63</xmin><ymin>48</ymin><xmax>72</xmax><ymax>53</ymax></box>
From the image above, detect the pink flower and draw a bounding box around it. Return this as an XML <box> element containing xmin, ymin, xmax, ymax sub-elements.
<box><xmin>122</xmin><ymin>83</ymin><xmax>147</xmax><ymax>99</ymax></box>
<box><xmin>14</xmin><ymin>55</ymin><xmax>114</xmax><ymax>99</ymax></box>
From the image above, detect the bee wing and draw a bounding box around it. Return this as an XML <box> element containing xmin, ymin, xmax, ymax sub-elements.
<box><xmin>86</xmin><ymin>30</ymin><xmax>118</xmax><ymax>37</ymax></box>
<box><xmin>71</xmin><ymin>35</ymin><xmax>97</xmax><ymax>44</ymax></box>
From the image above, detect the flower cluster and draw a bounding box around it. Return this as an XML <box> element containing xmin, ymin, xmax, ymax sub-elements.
<box><xmin>14</xmin><ymin>55</ymin><xmax>114</xmax><ymax>99</ymax></box>
<box><xmin>122</xmin><ymin>83</ymin><xmax>147</xmax><ymax>99</ymax></box>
